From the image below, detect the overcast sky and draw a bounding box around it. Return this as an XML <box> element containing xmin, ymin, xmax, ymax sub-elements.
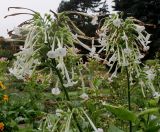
<box><xmin>0</xmin><ymin>0</ymin><xmax>114</xmax><ymax>37</ymax></box>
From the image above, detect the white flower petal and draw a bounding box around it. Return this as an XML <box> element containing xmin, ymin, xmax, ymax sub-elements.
<box><xmin>47</xmin><ymin>50</ymin><xmax>58</xmax><ymax>58</ymax></box>
<box><xmin>91</xmin><ymin>16</ymin><xmax>98</xmax><ymax>25</ymax></box>
<box><xmin>55</xmin><ymin>47</ymin><xmax>67</xmax><ymax>57</ymax></box>
<box><xmin>113</xmin><ymin>18</ymin><xmax>122</xmax><ymax>28</ymax></box>
<box><xmin>80</xmin><ymin>93</ymin><xmax>89</xmax><ymax>100</ymax></box>
<box><xmin>51</xmin><ymin>87</ymin><xmax>61</xmax><ymax>95</ymax></box>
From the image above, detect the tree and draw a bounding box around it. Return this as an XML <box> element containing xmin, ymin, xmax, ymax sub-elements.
<box><xmin>58</xmin><ymin>0</ymin><xmax>108</xmax><ymax>14</ymax></box>
<box><xmin>58</xmin><ymin>0</ymin><xmax>109</xmax><ymax>37</ymax></box>
<box><xmin>58</xmin><ymin>0</ymin><xmax>109</xmax><ymax>55</ymax></box>
<box><xmin>113</xmin><ymin>0</ymin><xmax>160</xmax><ymax>59</ymax></box>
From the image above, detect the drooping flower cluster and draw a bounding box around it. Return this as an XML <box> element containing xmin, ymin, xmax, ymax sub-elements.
<box><xmin>9</xmin><ymin>13</ymin><xmax>78</xmax><ymax>87</ymax></box>
<box><xmin>91</xmin><ymin>14</ymin><xmax>157</xmax><ymax>94</ymax></box>
<box><xmin>46</xmin><ymin>37</ymin><xmax>78</xmax><ymax>87</ymax></box>
<box><xmin>9</xmin><ymin>28</ymin><xmax>40</xmax><ymax>80</ymax></box>
<box><xmin>139</xmin><ymin>65</ymin><xmax>159</xmax><ymax>98</ymax></box>
<box><xmin>96</xmin><ymin>14</ymin><xmax>150</xmax><ymax>72</ymax></box>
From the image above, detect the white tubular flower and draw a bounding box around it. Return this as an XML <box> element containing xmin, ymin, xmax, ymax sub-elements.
<box><xmin>34</xmin><ymin>59</ymin><xmax>41</xmax><ymax>65</ymax></box>
<box><xmin>144</xmin><ymin>33</ymin><xmax>151</xmax><ymax>45</ymax></box>
<box><xmin>51</xmin><ymin>87</ymin><xmax>61</xmax><ymax>95</ymax></box>
<box><xmin>46</xmin><ymin>39</ymin><xmax>57</xmax><ymax>58</ymax></box>
<box><xmin>145</xmin><ymin>69</ymin><xmax>155</xmax><ymax>81</ymax></box>
<box><xmin>135</xmin><ymin>25</ymin><xmax>145</xmax><ymax>33</ymax></box>
<box><xmin>64</xmin><ymin>81</ymin><xmax>78</xmax><ymax>87</ymax></box>
<box><xmin>9</xmin><ymin>67</ymin><xmax>23</xmax><ymax>80</ymax></box>
<box><xmin>153</xmin><ymin>92</ymin><xmax>160</xmax><ymax>98</ymax></box>
<box><xmin>108</xmin><ymin>53</ymin><xmax>117</xmax><ymax>65</ymax></box>
<box><xmin>63</xmin><ymin>66</ymin><xmax>78</xmax><ymax>87</ymax></box>
<box><xmin>143</xmin><ymin>45</ymin><xmax>150</xmax><ymax>51</ymax></box>
<box><xmin>138</xmin><ymin>54</ymin><xmax>144</xmax><ymax>59</ymax></box>
<box><xmin>150</xmin><ymin>115</ymin><xmax>157</xmax><ymax>120</ymax></box>
<box><xmin>108</xmin><ymin>77</ymin><xmax>113</xmax><ymax>83</ymax></box>
<box><xmin>47</xmin><ymin>50</ymin><xmax>57</xmax><ymax>58</ymax></box>
<box><xmin>122</xmin><ymin>32</ymin><xmax>128</xmax><ymax>41</ymax></box>
<box><xmin>13</xmin><ymin>27</ymin><xmax>22</xmax><ymax>36</ymax></box>
<box><xmin>137</xmin><ymin>33</ymin><xmax>151</xmax><ymax>51</ymax></box>
<box><xmin>90</xmin><ymin>45</ymin><xmax>96</xmax><ymax>56</ymax></box>
<box><xmin>92</xmin><ymin>54</ymin><xmax>103</xmax><ymax>61</ymax></box>
<box><xmin>9</xmin><ymin>68</ymin><xmax>16</xmax><ymax>75</ymax></box>
<box><xmin>112</xmin><ymin>66</ymin><xmax>118</xmax><ymax>78</ymax></box>
<box><xmin>9</xmin><ymin>55</ymin><xmax>38</xmax><ymax>80</ymax></box>
<box><xmin>44</xmin><ymin>29</ymin><xmax>48</xmax><ymax>43</ymax></box>
<box><xmin>91</xmin><ymin>16</ymin><xmax>98</xmax><ymax>25</ymax></box>
<box><xmin>108</xmin><ymin>66</ymin><xmax>118</xmax><ymax>82</ymax></box>
<box><xmin>96</xmin><ymin>128</ymin><xmax>104</xmax><ymax>132</ymax></box>
<box><xmin>113</xmin><ymin>18</ymin><xmax>122</xmax><ymax>28</ymax></box>
<box><xmin>80</xmin><ymin>93</ymin><xmax>89</xmax><ymax>100</ymax></box>
<box><xmin>72</xmin><ymin>33</ymin><xmax>78</xmax><ymax>39</ymax></box>
<box><xmin>56</xmin><ymin>109</ymin><xmax>63</xmax><ymax>117</ymax></box>
<box><xmin>56</xmin><ymin>61</ymin><xmax>65</xmax><ymax>70</ymax></box>
<box><xmin>134</xmin><ymin>60</ymin><xmax>141</xmax><ymax>64</ymax></box>
<box><xmin>124</xmin><ymin>48</ymin><xmax>131</xmax><ymax>54</ymax></box>
<box><xmin>19</xmin><ymin>47</ymin><xmax>33</xmax><ymax>57</ymax></box>
<box><xmin>55</xmin><ymin>47</ymin><xmax>67</xmax><ymax>57</ymax></box>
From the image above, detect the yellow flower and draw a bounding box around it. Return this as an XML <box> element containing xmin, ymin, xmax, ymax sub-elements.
<box><xmin>0</xmin><ymin>122</ymin><xmax>4</xmax><ymax>131</ymax></box>
<box><xmin>0</xmin><ymin>81</ymin><xmax>6</xmax><ymax>90</ymax></box>
<box><xmin>3</xmin><ymin>95</ymin><xmax>8</xmax><ymax>102</ymax></box>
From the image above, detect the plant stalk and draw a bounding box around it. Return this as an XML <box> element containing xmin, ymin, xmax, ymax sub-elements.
<box><xmin>126</xmin><ymin>66</ymin><xmax>132</xmax><ymax>132</ymax></box>
<box><xmin>51</xmin><ymin>60</ymin><xmax>83</xmax><ymax>132</ymax></box>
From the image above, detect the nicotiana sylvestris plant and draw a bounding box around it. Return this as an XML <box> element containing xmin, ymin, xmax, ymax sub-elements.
<box><xmin>7</xmin><ymin>7</ymin><xmax>159</xmax><ymax>131</ymax></box>
<box><xmin>93</xmin><ymin>14</ymin><xmax>158</xmax><ymax>98</ymax></box>
<box><xmin>90</xmin><ymin>14</ymin><xmax>158</xmax><ymax>131</ymax></box>
<box><xmin>7</xmin><ymin>8</ymin><xmax>103</xmax><ymax>132</ymax></box>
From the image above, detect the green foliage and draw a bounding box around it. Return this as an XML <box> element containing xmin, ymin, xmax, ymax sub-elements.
<box><xmin>108</xmin><ymin>125</ymin><xmax>124</xmax><ymax>132</ymax></box>
<box><xmin>0</xmin><ymin>49</ymin><xmax>13</xmax><ymax>60</ymax></box>
<box><xmin>2</xmin><ymin>6</ymin><xmax>160</xmax><ymax>132</ymax></box>
<box><xmin>105</xmin><ymin>104</ymin><xmax>138</xmax><ymax>123</ymax></box>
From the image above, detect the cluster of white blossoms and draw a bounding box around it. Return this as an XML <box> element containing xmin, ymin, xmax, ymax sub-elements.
<box><xmin>9</xmin><ymin>28</ymin><xmax>40</xmax><ymax>80</ymax></box>
<box><xmin>47</xmin><ymin>37</ymin><xmax>77</xmax><ymax>87</ymax></box>
<box><xmin>9</xmin><ymin>12</ymin><xmax>158</xmax><ymax>97</ymax></box>
<box><xmin>135</xmin><ymin>25</ymin><xmax>151</xmax><ymax>51</ymax></box>
<box><xmin>81</xmin><ymin>14</ymin><xmax>158</xmax><ymax>96</ymax></box>
<box><xmin>9</xmin><ymin>13</ymin><xmax>78</xmax><ymax>89</ymax></box>
<box><xmin>140</xmin><ymin>66</ymin><xmax>159</xmax><ymax>98</ymax></box>
<box><xmin>13</xmin><ymin>25</ymin><xmax>31</xmax><ymax>37</ymax></box>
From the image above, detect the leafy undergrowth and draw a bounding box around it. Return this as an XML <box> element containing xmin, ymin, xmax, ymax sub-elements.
<box><xmin>0</xmin><ymin>58</ymin><xmax>160</xmax><ymax>132</ymax></box>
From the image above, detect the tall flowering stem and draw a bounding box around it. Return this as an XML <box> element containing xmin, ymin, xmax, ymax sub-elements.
<box><xmin>51</xmin><ymin>60</ymin><xmax>70</xmax><ymax>101</ymax></box>
<box><xmin>126</xmin><ymin>66</ymin><xmax>132</xmax><ymax>132</ymax></box>
<box><xmin>8</xmin><ymin>10</ymin><xmax>84</xmax><ymax>131</ymax></box>
<box><xmin>51</xmin><ymin>59</ymin><xmax>83</xmax><ymax>132</ymax></box>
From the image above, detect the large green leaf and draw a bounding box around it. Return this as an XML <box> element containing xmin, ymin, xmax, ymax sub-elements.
<box><xmin>108</xmin><ymin>125</ymin><xmax>124</xmax><ymax>132</ymax></box>
<box><xmin>137</xmin><ymin>108</ymin><xmax>159</xmax><ymax>117</ymax></box>
<box><xmin>105</xmin><ymin>104</ymin><xmax>138</xmax><ymax>123</ymax></box>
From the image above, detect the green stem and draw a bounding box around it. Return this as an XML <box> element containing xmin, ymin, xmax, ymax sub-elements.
<box><xmin>51</xmin><ymin>60</ymin><xmax>83</xmax><ymax>132</ymax></box>
<box><xmin>126</xmin><ymin>66</ymin><xmax>132</xmax><ymax>132</ymax></box>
